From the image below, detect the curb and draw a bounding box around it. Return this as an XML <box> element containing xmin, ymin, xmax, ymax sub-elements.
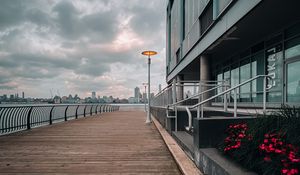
<box><xmin>152</xmin><ymin>117</ymin><xmax>203</xmax><ymax>175</ymax></box>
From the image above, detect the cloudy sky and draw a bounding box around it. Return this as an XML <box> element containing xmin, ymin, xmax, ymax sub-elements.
<box><xmin>0</xmin><ymin>0</ymin><xmax>167</xmax><ymax>99</ymax></box>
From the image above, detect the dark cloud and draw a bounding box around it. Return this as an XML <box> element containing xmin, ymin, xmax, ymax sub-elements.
<box><xmin>0</xmin><ymin>0</ymin><xmax>166</xmax><ymax>98</ymax></box>
<box><xmin>127</xmin><ymin>2</ymin><xmax>165</xmax><ymax>37</ymax></box>
<box><xmin>25</xmin><ymin>8</ymin><xmax>52</xmax><ymax>26</ymax></box>
<box><xmin>52</xmin><ymin>1</ymin><xmax>118</xmax><ymax>42</ymax></box>
<box><xmin>0</xmin><ymin>85</ymin><xmax>17</xmax><ymax>90</ymax></box>
<box><xmin>0</xmin><ymin>0</ymin><xmax>26</xmax><ymax>29</ymax></box>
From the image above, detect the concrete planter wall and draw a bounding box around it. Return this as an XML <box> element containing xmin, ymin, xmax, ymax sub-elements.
<box><xmin>193</xmin><ymin>117</ymin><xmax>255</xmax><ymax>148</ymax></box>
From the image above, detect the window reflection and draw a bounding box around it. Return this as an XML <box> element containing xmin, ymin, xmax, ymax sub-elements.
<box><xmin>287</xmin><ymin>61</ymin><xmax>300</xmax><ymax>102</ymax></box>
<box><xmin>240</xmin><ymin>62</ymin><xmax>251</xmax><ymax>102</ymax></box>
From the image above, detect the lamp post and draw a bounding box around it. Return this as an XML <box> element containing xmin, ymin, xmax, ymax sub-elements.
<box><xmin>142</xmin><ymin>83</ymin><xmax>148</xmax><ymax>112</ymax></box>
<box><xmin>141</xmin><ymin>50</ymin><xmax>157</xmax><ymax>123</ymax></box>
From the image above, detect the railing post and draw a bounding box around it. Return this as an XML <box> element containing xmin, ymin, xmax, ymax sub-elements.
<box><xmin>95</xmin><ymin>105</ymin><xmax>98</xmax><ymax>114</ymax></box>
<box><xmin>263</xmin><ymin>76</ymin><xmax>267</xmax><ymax>113</ymax></box>
<box><xmin>197</xmin><ymin>82</ymin><xmax>201</xmax><ymax>119</ymax></box>
<box><xmin>64</xmin><ymin>105</ymin><xmax>69</xmax><ymax>121</ymax></box>
<box><xmin>49</xmin><ymin>106</ymin><xmax>55</xmax><ymax>125</ymax></box>
<box><xmin>27</xmin><ymin>107</ymin><xmax>33</xmax><ymax>130</ymax></box>
<box><xmin>224</xmin><ymin>80</ymin><xmax>228</xmax><ymax>112</ymax></box>
<box><xmin>90</xmin><ymin>105</ymin><xmax>93</xmax><ymax>116</ymax></box>
<box><xmin>234</xmin><ymin>88</ymin><xmax>237</xmax><ymax>118</ymax></box>
<box><xmin>75</xmin><ymin>105</ymin><xmax>79</xmax><ymax>119</ymax></box>
<box><xmin>84</xmin><ymin>105</ymin><xmax>87</xmax><ymax>117</ymax></box>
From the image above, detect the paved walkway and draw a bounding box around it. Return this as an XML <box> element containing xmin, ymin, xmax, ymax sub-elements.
<box><xmin>0</xmin><ymin>111</ymin><xmax>181</xmax><ymax>174</ymax></box>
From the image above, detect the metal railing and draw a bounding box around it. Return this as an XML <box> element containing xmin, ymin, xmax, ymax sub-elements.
<box><xmin>178</xmin><ymin>75</ymin><xmax>272</xmax><ymax>131</ymax></box>
<box><xmin>151</xmin><ymin>75</ymin><xmax>272</xmax><ymax>132</ymax></box>
<box><xmin>0</xmin><ymin>104</ymin><xmax>119</xmax><ymax>135</ymax></box>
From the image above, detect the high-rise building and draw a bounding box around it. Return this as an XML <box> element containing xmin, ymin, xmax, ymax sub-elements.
<box><xmin>22</xmin><ymin>92</ymin><xmax>24</xmax><ymax>99</ymax></box>
<box><xmin>134</xmin><ymin>87</ymin><xmax>140</xmax><ymax>103</ymax></box>
<box><xmin>159</xmin><ymin>84</ymin><xmax>162</xmax><ymax>92</ymax></box>
<box><xmin>92</xmin><ymin>91</ymin><xmax>96</xmax><ymax>99</ymax></box>
<box><xmin>142</xmin><ymin>93</ymin><xmax>147</xmax><ymax>102</ymax></box>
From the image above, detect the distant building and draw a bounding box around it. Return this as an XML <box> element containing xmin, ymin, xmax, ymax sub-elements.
<box><xmin>53</xmin><ymin>96</ymin><xmax>61</xmax><ymax>104</ymax></box>
<box><xmin>142</xmin><ymin>93</ymin><xmax>147</xmax><ymax>103</ymax></box>
<box><xmin>22</xmin><ymin>92</ymin><xmax>24</xmax><ymax>99</ymax></box>
<box><xmin>159</xmin><ymin>84</ymin><xmax>162</xmax><ymax>92</ymax></box>
<box><xmin>92</xmin><ymin>91</ymin><xmax>96</xmax><ymax>99</ymax></box>
<box><xmin>134</xmin><ymin>87</ymin><xmax>141</xmax><ymax>103</ymax></box>
<box><xmin>128</xmin><ymin>97</ymin><xmax>136</xmax><ymax>103</ymax></box>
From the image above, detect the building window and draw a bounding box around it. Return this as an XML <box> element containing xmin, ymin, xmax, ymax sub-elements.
<box><xmin>251</xmin><ymin>52</ymin><xmax>265</xmax><ymax>102</ymax></box>
<box><xmin>240</xmin><ymin>59</ymin><xmax>251</xmax><ymax>102</ymax></box>
<box><xmin>287</xmin><ymin>60</ymin><xmax>300</xmax><ymax>102</ymax></box>
<box><xmin>200</xmin><ymin>2</ymin><xmax>213</xmax><ymax>35</ymax></box>
<box><xmin>176</xmin><ymin>49</ymin><xmax>180</xmax><ymax>64</ymax></box>
<box><xmin>230</xmin><ymin>64</ymin><xmax>239</xmax><ymax>101</ymax></box>
<box><xmin>285</xmin><ymin>36</ymin><xmax>300</xmax><ymax>59</ymax></box>
<box><xmin>215</xmin><ymin>0</ymin><xmax>232</xmax><ymax>17</ymax></box>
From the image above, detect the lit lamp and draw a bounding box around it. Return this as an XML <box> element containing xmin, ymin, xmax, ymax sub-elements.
<box><xmin>141</xmin><ymin>50</ymin><xmax>157</xmax><ymax>123</ymax></box>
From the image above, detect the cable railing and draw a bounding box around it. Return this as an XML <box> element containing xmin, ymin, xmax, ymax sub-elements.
<box><xmin>0</xmin><ymin>104</ymin><xmax>119</xmax><ymax>135</ymax></box>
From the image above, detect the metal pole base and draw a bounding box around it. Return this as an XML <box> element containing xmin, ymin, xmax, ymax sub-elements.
<box><xmin>146</xmin><ymin>112</ymin><xmax>152</xmax><ymax>123</ymax></box>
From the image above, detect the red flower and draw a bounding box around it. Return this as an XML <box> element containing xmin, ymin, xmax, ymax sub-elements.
<box><xmin>264</xmin><ymin>156</ymin><xmax>271</xmax><ymax>162</ymax></box>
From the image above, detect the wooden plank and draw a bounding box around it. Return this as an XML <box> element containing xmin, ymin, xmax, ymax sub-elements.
<box><xmin>0</xmin><ymin>111</ymin><xmax>181</xmax><ymax>174</ymax></box>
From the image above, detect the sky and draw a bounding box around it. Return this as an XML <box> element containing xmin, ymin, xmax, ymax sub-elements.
<box><xmin>0</xmin><ymin>0</ymin><xmax>167</xmax><ymax>99</ymax></box>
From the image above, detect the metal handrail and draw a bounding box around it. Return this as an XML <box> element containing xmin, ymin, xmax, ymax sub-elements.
<box><xmin>176</xmin><ymin>75</ymin><xmax>272</xmax><ymax>131</ymax></box>
<box><xmin>168</xmin><ymin>83</ymin><xmax>228</xmax><ymax>107</ymax></box>
<box><xmin>0</xmin><ymin>104</ymin><xmax>120</xmax><ymax>135</ymax></box>
<box><xmin>185</xmin><ymin>75</ymin><xmax>271</xmax><ymax>110</ymax></box>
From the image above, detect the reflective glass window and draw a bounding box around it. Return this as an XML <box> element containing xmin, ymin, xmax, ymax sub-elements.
<box><xmin>240</xmin><ymin>60</ymin><xmax>251</xmax><ymax>102</ymax></box>
<box><xmin>287</xmin><ymin>61</ymin><xmax>300</xmax><ymax>103</ymax></box>
<box><xmin>285</xmin><ymin>36</ymin><xmax>300</xmax><ymax>59</ymax></box>
<box><xmin>230</xmin><ymin>66</ymin><xmax>239</xmax><ymax>101</ymax></box>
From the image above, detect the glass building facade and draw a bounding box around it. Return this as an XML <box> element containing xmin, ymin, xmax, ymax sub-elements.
<box><xmin>166</xmin><ymin>0</ymin><xmax>300</xmax><ymax>107</ymax></box>
<box><xmin>213</xmin><ymin>22</ymin><xmax>300</xmax><ymax>104</ymax></box>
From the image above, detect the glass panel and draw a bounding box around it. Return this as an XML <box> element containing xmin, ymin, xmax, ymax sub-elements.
<box><xmin>216</xmin><ymin>73</ymin><xmax>223</xmax><ymax>102</ymax></box>
<box><xmin>200</xmin><ymin>2</ymin><xmax>213</xmax><ymax>34</ymax></box>
<box><xmin>285</xmin><ymin>36</ymin><xmax>300</xmax><ymax>59</ymax></box>
<box><xmin>251</xmin><ymin>52</ymin><xmax>264</xmax><ymax>102</ymax></box>
<box><xmin>266</xmin><ymin>44</ymin><xmax>283</xmax><ymax>102</ymax></box>
<box><xmin>287</xmin><ymin>61</ymin><xmax>300</xmax><ymax>103</ymax></box>
<box><xmin>240</xmin><ymin>62</ymin><xmax>251</xmax><ymax>102</ymax></box>
<box><xmin>230</xmin><ymin>67</ymin><xmax>239</xmax><ymax>101</ymax></box>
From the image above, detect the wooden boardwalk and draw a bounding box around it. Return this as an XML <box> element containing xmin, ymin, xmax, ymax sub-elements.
<box><xmin>0</xmin><ymin>111</ymin><xmax>181</xmax><ymax>175</ymax></box>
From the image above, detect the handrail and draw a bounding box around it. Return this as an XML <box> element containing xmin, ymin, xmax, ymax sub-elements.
<box><xmin>168</xmin><ymin>83</ymin><xmax>228</xmax><ymax>107</ymax></box>
<box><xmin>186</xmin><ymin>75</ymin><xmax>271</xmax><ymax>110</ymax></box>
<box><xmin>176</xmin><ymin>75</ymin><xmax>272</xmax><ymax>131</ymax></box>
<box><xmin>0</xmin><ymin>104</ymin><xmax>119</xmax><ymax>135</ymax></box>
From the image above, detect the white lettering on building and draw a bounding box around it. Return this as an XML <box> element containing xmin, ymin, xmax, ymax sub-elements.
<box><xmin>267</xmin><ymin>48</ymin><xmax>277</xmax><ymax>89</ymax></box>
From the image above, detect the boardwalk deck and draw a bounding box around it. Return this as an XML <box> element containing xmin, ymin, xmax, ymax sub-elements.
<box><xmin>0</xmin><ymin>111</ymin><xmax>182</xmax><ymax>174</ymax></box>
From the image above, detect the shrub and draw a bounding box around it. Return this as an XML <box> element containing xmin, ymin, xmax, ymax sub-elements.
<box><xmin>219</xmin><ymin>105</ymin><xmax>300</xmax><ymax>175</ymax></box>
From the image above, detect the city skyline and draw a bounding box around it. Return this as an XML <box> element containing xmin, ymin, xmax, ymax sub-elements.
<box><xmin>0</xmin><ymin>0</ymin><xmax>167</xmax><ymax>99</ymax></box>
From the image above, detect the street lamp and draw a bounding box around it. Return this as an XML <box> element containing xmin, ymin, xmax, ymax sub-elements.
<box><xmin>141</xmin><ymin>50</ymin><xmax>157</xmax><ymax>123</ymax></box>
<box><xmin>142</xmin><ymin>83</ymin><xmax>148</xmax><ymax>112</ymax></box>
